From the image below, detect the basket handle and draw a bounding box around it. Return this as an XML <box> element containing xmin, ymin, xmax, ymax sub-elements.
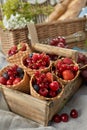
<box><xmin>32</xmin><ymin>43</ymin><xmax>78</xmax><ymax>61</ymax></box>
<box><xmin>27</xmin><ymin>23</ymin><xmax>39</xmax><ymax>45</ymax></box>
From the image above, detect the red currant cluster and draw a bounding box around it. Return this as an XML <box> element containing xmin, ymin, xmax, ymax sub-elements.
<box><xmin>8</xmin><ymin>42</ymin><xmax>27</xmax><ymax>56</ymax></box>
<box><xmin>23</xmin><ymin>53</ymin><xmax>50</xmax><ymax>70</ymax></box>
<box><xmin>0</xmin><ymin>65</ymin><xmax>24</xmax><ymax>85</ymax></box>
<box><xmin>52</xmin><ymin>109</ymin><xmax>78</xmax><ymax>123</ymax></box>
<box><xmin>32</xmin><ymin>71</ymin><xmax>62</xmax><ymax>98</ymax></box>
<box><xmin>55</xmin><ymin>57</ymin><xmax>79</xmax><ymax>80</ymax></box>
<box><xmin>49</xmin><ymin>36</ymin><xmax>67</xmax><ymax>48</ymax></box>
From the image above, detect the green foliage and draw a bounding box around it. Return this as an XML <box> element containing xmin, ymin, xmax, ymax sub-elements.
<box><xmin>2</xmin><ymin>0</ymin><xmax>54</xmax><ymax>22</ymax></box>
<box><xmin>2</xmin><ymin>0</ymin><xmax>20</xmax><ymax>19</ymax></box>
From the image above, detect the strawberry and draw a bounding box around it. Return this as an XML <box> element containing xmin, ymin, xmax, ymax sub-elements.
<box><xmin>62</xmin><ymin>70</ymin><xmax>74</xmax><ymax>80</ymax></box>
<box><xmin>46</xmin><ymin>72</ymin><xmax>53</xmax><ymax>82</ymax></box>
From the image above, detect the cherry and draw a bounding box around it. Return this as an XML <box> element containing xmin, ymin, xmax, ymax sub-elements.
<box><xmin>6</xmin><ymin>79</ymin><xmax>13</xmax><ymax>85</ymax></box>
<box><xmin>58</xmin><ymin>37</ymin><xmax>66</xmax><ymax>44</ymax></box>
<box><xmin>0</xmin><ymin>76</ymin><xmax>7</xmax><ymax>85</ymax></box>
<box><xmin>39</xmin><ymin>88</ymin><xmax>48</xmax><ymax>97</ymax></box>
<box><xmin>57</xmin><ymin>42</ymin><xmax>65</xmax><ymax>48</ymax></box>
<box><xmin>49</xmin><ymin>90</ymin><xmax>57</xmax><ymax>97</ymax></box>
<box><xmin>63</xmin><ymin>57</ymin><xmax>73</xmax><ymax>65</ymax></box>
<box><xmin>61</xmin><ymin>113</ymin><xmax>69</xmax><ymax>122</ymax></box>
<box><xmin>13</xmin><ymin>77</ymin><xmax>21</xmax><ymax>85</ymax></box>
<box><xmin>20</xmin><ymin>44</ymin><xmax>26</xmax><ymax>51</ymax></box>
<box><xmin>53</xmin><ymin>114</ymin><xmax>61</xmax><ymax>123</ymax></box>
<box><xmin>70</xmin><ymin>109</ymin><xmax>78</xmax><ymax>118</ymax></box>
<box><xmin>49</xmin><ymin>81</ymin><xmax>60</xmax><ymax>91</ymax></box>
<box><xmin>24</xmin><ymin>53</ymin><xmax>50</xmax><ymax>70</ymax></box>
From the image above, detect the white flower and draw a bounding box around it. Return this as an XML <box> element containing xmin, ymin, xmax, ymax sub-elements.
<box><xmin>2</xmin><ymin>13</ymin><xmax>33</xmax><ymax>30</ymax></box>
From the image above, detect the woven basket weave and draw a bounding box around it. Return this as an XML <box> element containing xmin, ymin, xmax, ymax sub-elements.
<box><xmin>28</xmin><ymin>17</ymin><xmax>87</xmax><ymax>50</ymax></box>
<box><xmin>0</xmin><ymin>27</ymin><xmax>29</xmax><ymax>55</ymax></box>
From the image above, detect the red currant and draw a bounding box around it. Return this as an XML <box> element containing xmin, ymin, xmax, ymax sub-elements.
<box><xmin>49</xmin><ymin>81</ymin><xmax>59</xmax><ymax>91</ymax></box>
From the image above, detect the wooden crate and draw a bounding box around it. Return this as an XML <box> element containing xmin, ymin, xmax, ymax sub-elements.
<box><xmin>1</xmin><ymin>75</ymin><xmax>82</xmax><ymax>126</ymax></box>
<box><xmin>0</xmin><ymin>46</ymin><xmax>82</xmax><ymax>126</ymax></box>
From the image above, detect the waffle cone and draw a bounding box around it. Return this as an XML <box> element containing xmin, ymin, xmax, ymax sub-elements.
<box><xmin>30</xmin><ymin>73</ymin><xmax>64</xmax><ymax>101</ymax></box>
<box><xmin>0</xmin><ymin>65</ymin><xmax>30</xmax><ymax>93</ymax></box>
<box><xmin>21</xmin><ymin>53</ymin><xmax>52</xmax><ymax>76</ymax></box>
<box><xmin>54</xmin><ymin>58</ymin><xmax>80</xmax><ymax>85</ymax></box>
<box><xmin>7</xmin><ymin>43</ymin><xmax>32</xmax><ymax>68</ymax></box>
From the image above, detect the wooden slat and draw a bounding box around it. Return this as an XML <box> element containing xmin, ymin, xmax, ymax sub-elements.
<box><xmin>32</xmin><ymin>43</ymin><xmax>78</xmax><ymax>61</ymax></box>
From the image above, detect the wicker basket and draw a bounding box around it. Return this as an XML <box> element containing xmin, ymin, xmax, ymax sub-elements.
<box><xmin>6</xmin><ymin>43</ymin><xmax>32</xmax><ymax>67</ymax></box>
<box><xmin>30</xmin><ymin>72</ymin><xmax>64</xmax><ymax>101</ymax></box>
<box><xmin>0</xmin><ymin>27</ymin><xmax>29</xmax><ymax>55</ymax></box>
<box><xmin>0</xmin><ymin>65</ymin><xmax>30</xmax><ymax>93</ymax></box>
<box><xmin>28</xmin><ymin>17</ymin><xmax>87</xmax><ymax>50</ymax></box>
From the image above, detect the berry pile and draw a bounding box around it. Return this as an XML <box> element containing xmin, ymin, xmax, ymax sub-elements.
<box><xmin>77</xmin><ymin>52</ymin><xmax>87</xmax><ymax>68</ymax></box>
<box><xmin>32</xmin><ymin>71</ymin><xmax>62</xmax><ymax>98</ymax></box>
<box><xmin>49</xmin><ymin>36</ymin><xmax>67</xmax><ymax>48</ymax></box>
<box><xmin>55</xmin><ymin>57</ymin><xmax>79</xmax><ymax>80</ymax></box>
<box><xmin>52</xmin><ymin>109</ymin><xmax>78</xmax><ymax>123</ymax></box>
<box><xmin>8</xmin><ymin>42</ymin><xmax>27</xmax><ymax>56</ymax></box>
<box><xmin>23</xmin><ymin>53</ymin><xmax>50</xmax><ymax>70</ymax></box>
<box><xmin>0</xmin><ymin>65</ymin><xmax>24</xmax><ymax>85</ymax></box>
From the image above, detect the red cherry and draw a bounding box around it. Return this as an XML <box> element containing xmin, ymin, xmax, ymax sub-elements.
<box><xmin>39</xmin><ymin>88</ymin><xmax>48</xmax><ymax>97</ymax></box>
<box><xmin>11</xmin><ymin>45</ymin><xmax>17</xmax><ymax>52</ymax></box>
<box><xmin>63</xmin><ymin>57</ymin><xmax>73</xmax><ymax>65</ymax></box>
<box><xmin>7</xmin><ymin>70</ymin><xmax>14</xmax><ymax>76</ymax></box>
<box><xmin>49</xmin><ymin>38</ymin><xmax>58</xmax><ymax>46</ymax></box>
<box><xmin>73</xmin><ymin>66</ymin><xmax>79</xmax><ymax>71</ymax></box>
<box><xmin>49</xmin><ymin>90</ymin><xmax>57</xmax><ymax>97</ymax></box>
<box><xmin>58</xmin><ymin>37</ymin><xmax>66</xmax><ymax>45</ymax></box>
<box><xmin>61</xmin><ymin>113</ymin><xmax>69</xmax><ymax>122</ymax></box>
<box><xmin>49</xmin><ymin>81</ymin><xmax>59</xmax><ymax>91</ymax></box>
<box><xmin>13</xmin><ymin>78</ymin><xmax>21</xmax><ymax>85</ymax></box>
<box><xmin>9</xmin><ymin>76</ymin><xmax>15</xmax><ymax>81</ymax></box>
<box><xmin>56</xmin><ymin>60</ymin><xmax>63</xmax><ymax>68</ymax></box>
<box><xmin>57</xmin><ymin>42</ymin><xmax>65</xmax><ymax>48</ymax></box>
<box><xmin>0</xmin><ymin>76</ymin><xmax>7</xmax><ymax>85</ymax></box>
<box><xmin>6</xmin><ymin>79</ymin><xmax>13</xmax><ymax>85</ymax></box>
<box><xmin>70</xmin><ymin>109</ymin><xmax>78</xmax><ymax>118</ymax></box>
<box><xmin>20</xmin><ymin>44</ymin><xmax>26</xmax><ymax>51</ymax></box>
<box><xmin>53</xmin><ymin>114</ymin><xmax>61</xmax><ymax>123</ymax></box>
